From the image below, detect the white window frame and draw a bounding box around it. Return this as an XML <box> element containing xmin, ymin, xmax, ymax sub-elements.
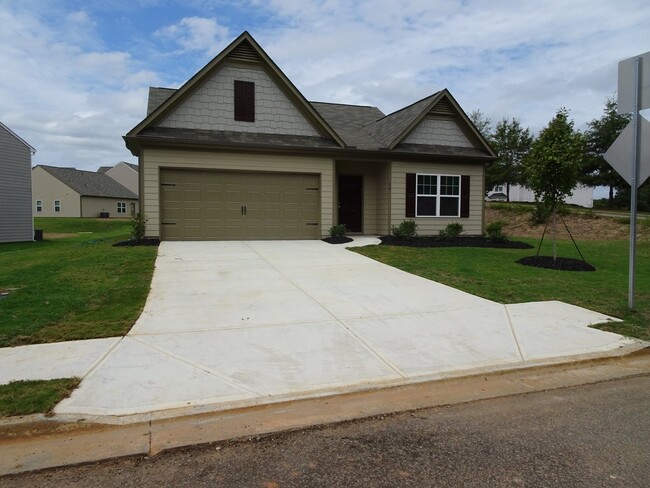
<box><xmin>54</xmin><ymin>200</ymin><xmax>61</xmax><ymax>212</ymax></box>
<box><xmin>36</xmin><ymin>200</ymin><xmax>42</xmax><ymax>212</ymax></box>
<box><xmin>117</xmin><ymin>201</ymin><xmax>126</xmax><ymax>214</ymax></box>
<box><xmin>415</xmin><ymin>173</ymin><xmax>461</xmax><ymax>218</ymax></box>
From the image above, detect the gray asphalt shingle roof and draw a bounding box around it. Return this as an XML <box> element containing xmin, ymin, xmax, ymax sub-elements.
<box><xmin>39</xmin><ymin>165</ymin><xmax>138</xmax><ymax>199</ymax></box>
<box><xmin>310</xmin><ymin>102</ymin><xmax>385</xmax><ymax>150</ymax></box>
<box><xmin>147</xmin><ymin>87</ymin><xmax>176</xmax><ymax>116</ymax></box>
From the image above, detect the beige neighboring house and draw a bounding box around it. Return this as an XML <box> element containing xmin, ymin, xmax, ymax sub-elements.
<box><xmin>124</xmin><ymin>31</ymin><xmax>495</xmax><ymax>241</ymax></box>
<box><xmin>32</xmin><ymin>165</ymin><xmax>138</xmax><ymax>218</ymax></box>
<box><xmin>0</xmin><ymin>121</ymin><xmax>36</xmax><ymax>242</ymax></box>
<box><xmin>98</xmin><ymin>161</ymin><xmax>139</xmax><ymax>195</ymax></box>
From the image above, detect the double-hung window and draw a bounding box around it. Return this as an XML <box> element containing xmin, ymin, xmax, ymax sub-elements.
<box><xmin>54</xmin><ymin>200</ymin><xmax>61</xmax><ymax>212</ymax></box>
<box><xmin>36</xmin><ymin>200</ymin><xmax>42</xmax><ymax>212</ymax></box>
<box><xmin>416</xmin><ymin>174</ymin><xmax>460</xmax><ymax>217</ymax></box>
<box><xmin>117</xmin><ymin>202</ymin><xmax>126</xmax><ymax>214</ymax></box>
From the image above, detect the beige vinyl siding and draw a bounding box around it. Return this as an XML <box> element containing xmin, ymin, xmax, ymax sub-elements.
<box><xmin>390</xmin><ymin>161</ymin><xmax>484</xmax><ymax>235</ymax></box>
<box><xmin>335</xmin><ymin>161</ymin><xmax>390</xmax><ymax>235</ymax></box>
<box><xmin>80</xmin><ymin>197</ymin><xmax>139</xmax><ymax>218</ymax></box>
<box><xmin>141</xmin><ymin>147</ymin><xmax>334</xmax><ymax>238</ymax></box>
<box><xmin>0</xmin><ymin>125</ymin><xmax>33</xmax><ymax>242</ymax></box>
<box><xmin>105</xmin><ymin>163</ymin><xmax>139</xmax><ymax>195</ymax></box>
<box><xmin>31</xmin><ymin>166</ymin><xmax>81</xmax><ymax>218</ymax></box>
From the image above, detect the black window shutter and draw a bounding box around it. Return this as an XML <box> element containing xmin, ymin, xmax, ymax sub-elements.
<box><xmin>234</xmin><ymin>80</ymin><xmax>255</xmax><ymax>122</ymax></box>
<box><xmin>406</xmin><ymin>173</ymin><xmax>416</xmax><ymax>218</ymax></box>
<box><xmin>460</xmin><ymin>175</ymin><xmax>470</xmax><ymax>218</ymax></box>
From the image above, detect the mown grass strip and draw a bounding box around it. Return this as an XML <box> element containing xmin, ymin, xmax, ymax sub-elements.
<box><xmin>0</xmin><ymin>378</ymin><xmax>80</xmax><ymax>417</ymax></box>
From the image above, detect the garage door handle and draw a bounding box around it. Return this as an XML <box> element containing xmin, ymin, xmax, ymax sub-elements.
<box><xmin>241</xmin><ymin>206</ymin><xmax>247</xmax><ymax>215</ymax></box>
<box><xmin>161</xmin><ymin>222</ymin><xmax>176</xmax><ymax>225</ymax></box>
<box><xmin>306</xmin><ymin>222</ymin><xmax>318</xmax><ymax>226</ymax></box>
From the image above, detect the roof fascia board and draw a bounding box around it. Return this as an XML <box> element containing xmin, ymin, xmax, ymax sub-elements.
<box><xmin>0</xmin><ymin>121</ymin><xmax>36</xmax><ymax>154</ymax></box>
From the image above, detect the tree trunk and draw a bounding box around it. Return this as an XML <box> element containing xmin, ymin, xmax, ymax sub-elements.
<box><xmin>552</xmin><ymin>208</ymin><xmax>557</xmax><ymax>261</ymax></box>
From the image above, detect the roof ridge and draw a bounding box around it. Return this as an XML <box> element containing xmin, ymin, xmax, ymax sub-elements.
<box><xmin>367</xmin><ymin>91</ymin><xmax>441</xmax><ymax>127</ymax></box>
<box><xmin>310</xmin><ymin>101</ymin><xmax>380</xmax><ymax>110</ymax></box>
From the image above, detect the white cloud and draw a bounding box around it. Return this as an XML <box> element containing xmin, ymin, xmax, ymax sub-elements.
<box><xmin>155</xmin><ymin>16</ymin><xmax>229</xmax><ymax>55</ymax></box>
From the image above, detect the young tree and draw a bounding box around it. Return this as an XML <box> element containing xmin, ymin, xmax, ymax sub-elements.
<box><xmin>523</xmin><ymin>108</ymin><xmax>583</xmax><ymax>260</ymax></box>
<box><xmin>489</xmin><ymin>118</ymin><xmax>534</xmax><ymax>201</ymax></box>
<box><xmin>580</xmin><ymin>97</ymin><xmax>630</xmax><ymax>207</ymax></box>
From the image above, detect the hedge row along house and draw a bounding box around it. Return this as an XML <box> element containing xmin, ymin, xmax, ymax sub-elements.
<box><xmin>124</xmin><ymin>32</ymin><xmax>495</xmax><ymax>241</ymax></box>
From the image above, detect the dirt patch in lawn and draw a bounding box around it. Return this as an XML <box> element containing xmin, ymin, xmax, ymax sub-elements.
<box><xmin>43</xmin><ymin>233</ymin><xmax>78</xmax><ymax>239</ymax></box>
<box><xmin>485</xmin><ymin>207</ymin><xmax>650</xmax><ymax>241</ymax></box>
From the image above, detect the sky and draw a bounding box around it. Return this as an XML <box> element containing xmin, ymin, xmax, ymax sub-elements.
<box><xmin>1</xmin><ymin>0</ymin><xmax>648</xmax><ymax>175</ymax></box>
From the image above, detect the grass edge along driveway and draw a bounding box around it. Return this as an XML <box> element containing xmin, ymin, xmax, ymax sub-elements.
<box><xmin>353</xmin><ymin>238</ymin><xmax>649</xmax><ymax>342</ymax></box>
<box><xmin>0</xmin><ymin>218</ymin><xmax>157</xmax><ymax>347</ymax></box>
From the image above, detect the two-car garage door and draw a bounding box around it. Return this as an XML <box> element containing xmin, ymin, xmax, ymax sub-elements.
<box><xmin>160</xmin><ymin>169</ymin><xmax>320</xmax><ymax>240</ymax></box>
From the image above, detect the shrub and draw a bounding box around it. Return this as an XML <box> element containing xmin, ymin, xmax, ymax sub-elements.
<box><xmin>529</xmin><ymin>202</ymin><xmax>551</xmax><ymax>226</ymax></box>
<box><xmin>485</xmin><ymin>221</ymin><xmax>507</xmax><ymax>241</ymax></box>
<box><xmin>439</xmin><ymin>222</ymin><xmax>463</xmax><ymax>239</ymax></box>
<box><xmin>329</xmin><ymin>224</ymin><xmax>348</xmax><ymax>238</ymax></box>
<box><xmin>391</xmin><ymin>220</ymin><xmax>418</xmax><ymax>240</ymax></box>
<box><xmin>130</xmin><ymin>213</ymin><xmax>147</xmax><ymax>240</ymax></box>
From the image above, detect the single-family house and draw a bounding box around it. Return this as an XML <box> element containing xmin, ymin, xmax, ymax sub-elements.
<box><xmin>100</xmin><ymin>161</ymin><xmax>139</xmax><ymax>195</ymax></box>
<box><xmin>486</xmin><ymin>184</ymin><xmax>594</xmax><ymax>208</ymax></box>
<box><xmin>32</xmin><ymin>165</ymin><xmax>139</xmax><ymax>218</ymax></box>
<box><xmin>124</xmin><ymin>31</ymin><xmax>495</xmax><ymax>241</ymax></box>
<box><xmin>0</xmin><ymin>121</ymin><xmax>35</xmax><ymax>243</ymax></box>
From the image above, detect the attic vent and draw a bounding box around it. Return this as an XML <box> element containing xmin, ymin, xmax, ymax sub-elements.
<box><xmin>228</xmin><ymin>41</ymin><xmax>262</xmax><ymax>63</ymax></box>
<box><xmin>430</xmin><ymin>98</ymin><xmax>455</xmax><ymax>116</ymax></box>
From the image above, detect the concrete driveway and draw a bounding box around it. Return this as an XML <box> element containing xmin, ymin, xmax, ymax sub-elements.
<box><xmin>52</xmin><ymin>240</ymin><xmax>637</xmax><ymax>420</ymax></box>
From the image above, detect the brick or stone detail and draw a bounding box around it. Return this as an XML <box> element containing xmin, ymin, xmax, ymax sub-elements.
<box><xmin>158</xmin><ymin>65</ymin><xmax>319</xmax><ymax>137</ymax></box>
<box><xmin>405</xmin><ymin>115</ymin><xmax>473</xmax><ymax>148</ymax></box>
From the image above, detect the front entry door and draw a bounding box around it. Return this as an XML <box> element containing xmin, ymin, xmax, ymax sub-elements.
<box><xmin>338</xmin><ymin>175</ymin><xmax>363</xmax><ymax>233</ymax></box>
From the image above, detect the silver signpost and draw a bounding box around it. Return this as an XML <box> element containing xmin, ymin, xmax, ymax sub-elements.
<box><xmin>605</xmin><ymin>51</ymin><xmax>650</xmax><ymax>310</ymax></box>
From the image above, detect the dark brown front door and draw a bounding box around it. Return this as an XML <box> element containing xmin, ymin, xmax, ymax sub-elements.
<box><xmin>338</xmin><ymin>175</ymin><xmax>363</xmax><ymax>233</ymax></box>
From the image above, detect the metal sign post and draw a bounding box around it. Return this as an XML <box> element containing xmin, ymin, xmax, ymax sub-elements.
<box><xmin>605</xmin><ymin>51</ymin><xmax>650</xmax><ymax>311</ymax></box>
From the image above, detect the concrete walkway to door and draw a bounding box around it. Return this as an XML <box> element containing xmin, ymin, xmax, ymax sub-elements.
<box><xmin>48</xmin><ymin>239</ymin><xmax>640</xmax><ymax>421</ymax></box>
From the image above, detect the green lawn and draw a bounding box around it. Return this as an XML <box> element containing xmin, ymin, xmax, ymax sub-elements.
<box><xmin>354</xmin><ymin>238</ymin><xmax>650</xmax><ymax>341</ymax></box>
<box><xmin>0</xmin><ymin>218</ymin><xmax>157</xmax><ymax>346</ymax></box>
<box><xmin>0</xmin><ymin>378</ymin><xmax>80</xmax><ymax>417</ymax></box>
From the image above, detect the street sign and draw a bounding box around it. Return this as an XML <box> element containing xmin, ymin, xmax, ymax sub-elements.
<box><xmin>618</xmin><ymin>51</ymin><xmax>650</xmax><ymax>114</ymax></box>
<box><xmin>604</xmin><ymin>117</ymin><xmax>650</xmax><ymax>188</ymax></box>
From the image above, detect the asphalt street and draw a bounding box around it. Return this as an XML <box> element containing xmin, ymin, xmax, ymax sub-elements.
<box><xmin>3</xmin><ymin>375</ymin><xmax>649</xmax><ymax>487</ymax></box>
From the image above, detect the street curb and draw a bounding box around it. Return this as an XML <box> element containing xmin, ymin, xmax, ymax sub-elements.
<box><xmin>1</xmin><ymin>346</ymin><xmax>649</xmax><ymax>476</ymax></box>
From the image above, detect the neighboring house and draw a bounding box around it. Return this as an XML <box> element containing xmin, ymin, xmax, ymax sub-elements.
<box><xmin>32</xmin><ymin>165</ymin><xmax>139</xmax><ymax>218</ymax></box>
<box><xmin>101</xmin><ymin>161</ymin><xmax>139</xmax><ymax>195</ymax></box>
<box><xmin>0</xmin><ymin>121</ymin><xmax>36</xmax><ymax>243</ymax></box>
<box><xmin>124</xmin><ymin>31</ymin><xmax>495</xmax><ymax>241</ymax></box>
<box><xmin>486</xmin><ymin>184</ymin><xmax>594</xmax><ymax>208</ymax></box>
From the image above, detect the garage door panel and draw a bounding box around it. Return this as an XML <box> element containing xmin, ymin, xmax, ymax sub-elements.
<box><xmin>160</xmin><ymin>169</ymin><xmax>320</xmax><ymax>240</ymax></box>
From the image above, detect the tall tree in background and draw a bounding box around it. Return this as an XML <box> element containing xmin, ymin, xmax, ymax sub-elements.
<box><xmin>469</xmin><ymin>109</ymin><xmax>493</xmax><ymax>138</ymax></box>
<box><xmin>523</xmin><ymin>108</ymin><xmax>583</xmax><ymax>260</ymax></box>
<box><xmin>580</xmin><ymin>97</ymin><xmax>630</xmax><ymax>207</ymax></box>
<box><xmin>489</xmin><ymin>118</ymin><xmax>534</xmax><ymax>201</ymax></box>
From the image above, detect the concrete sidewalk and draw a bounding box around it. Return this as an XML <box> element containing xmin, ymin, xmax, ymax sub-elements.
<box><xmin>0</xmin><ymin>239</ymin><xmax>642</xmax><ymax>423</ymax></box>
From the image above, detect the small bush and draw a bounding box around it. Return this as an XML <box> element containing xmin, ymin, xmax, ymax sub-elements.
<box><xmin>439</xmin><ymin>222</ymin><xmax>463</xmax><ymax>239</ymax></box>
<box><xmin>529</xmin><ymin>202</ymin><xmax>551</xmax><ymax>225</ymax></box>
<box><xmin>130</xmin><ymin>213</ymin><xmax>147</xmax><ymax>240</ymax></box>
<box><xmin>391</xmin><ymin>220</ymin><xmax>418</xmax><ymax>240</ymax></box>
<box><xmin>329</xmin><ymin>224</ymin><xmax>348</xmax><ymax>238</ymax></box>
<box><xmin>485</xmin><ymin>221</ymin><xmax>507</xmax><ymax>241</ymax></box>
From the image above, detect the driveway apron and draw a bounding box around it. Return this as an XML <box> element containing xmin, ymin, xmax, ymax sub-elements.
<box><xmin>54</xmin><ymin>240</ymin><xmax>636</xmax><ymax>418</ymax></box>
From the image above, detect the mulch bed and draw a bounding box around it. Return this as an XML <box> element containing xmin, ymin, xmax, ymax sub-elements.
<box><xmin>379</xmin><ymin>236</ymin><xmax>534</xmax><ymax>249</ymax></box>
<box><xmin>112</xmin><ymin>238</ymin><xmax>161</xmax><ymax>247</ymax></box>
<box><xmin>517</xmin><ymin>256</ymin><xmax>596</xmax><ymax>271</ymax></box>
<box><xmin>322</xmin><ymin>237</ymin><xmax>354</xmax><ymax>244</ymax></box>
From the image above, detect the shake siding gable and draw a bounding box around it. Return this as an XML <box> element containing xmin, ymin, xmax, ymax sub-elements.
<box><xmin>0</xmin><ymin>124</ymin><xmax>33</xmax><ymax>242</ymax></box>
<box><xmin>157</xmin><ymin>64</ymin><xmax>320</xmax><ymax>137</ymax></box>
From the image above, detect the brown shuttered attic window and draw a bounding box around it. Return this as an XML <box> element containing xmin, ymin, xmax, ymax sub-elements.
<box><xmin>234</xmin><ymin>80</ymin><xmax>255</xmax><ymax>122</ymax></box>
<box><xmin>405</xmin><ymin>173</ymin><xmax>470</xmax><ymax>218</ymax></box>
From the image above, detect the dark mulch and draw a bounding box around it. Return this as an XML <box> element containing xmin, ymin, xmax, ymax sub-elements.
<box><xmin>379</xmin><ymin>235</ymin><xmax>534</xmax><ymax>249</ymax></box>
<box><xmin>322</xmin><ymin>237</ymin><xmax>354</xmax><ymax>244</ymax></box>
<box><xmin>112</xmin><ymin>238</ymin><xmax>161</xmax><ymax>247</ymax></box>
<box><xmin>517</xmin><ymin>255</ymin><xmax>596</xmax><ymax>271</ymax></box>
